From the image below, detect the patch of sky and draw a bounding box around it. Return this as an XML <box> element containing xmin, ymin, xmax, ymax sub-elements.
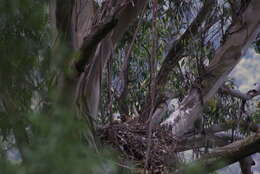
<box><xmin>230</xmin><ymin>48</ymin><xmax>260</xmax><ymax>92</ymax></box>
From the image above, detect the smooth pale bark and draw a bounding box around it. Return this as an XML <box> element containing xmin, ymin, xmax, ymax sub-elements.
<box><xmin>76</xmin><ymin>0</ymin><xmax>148</xmax><ymax>118</ymax></box>
<box><xmin>53</xmin><ymin>1</ymin><xmax>148</xmax><ymax>148</ymax></box>
<box><xmin>54</xmin><ymin>0</ymin><xmax>147</xmax><ymax>119</ymax></box>
<box><xmin>174</xmin><ymin>133</ymin><xmax>260</xmax><ymax>174</ymax></box>
<box><xmin>77</xmin><ymin>38</ymin><xmax>113</xmax><ymax>118</ymax></box>
<box><xmin>53</xmin><ymin>0</ymin><xmax>96</xmax><ymax>107</ymax></box>
<box><xmin>77</xmin><ymin>0</ymin><xmax>148</xmax><ymax>119</ymax></box>
<box><xmin>75</xmin><ymin>17</ymin><xmax>118</xmax><ymax>74</ymax></box>
<box><xmin>161</xmin><ymin>0</ymin><xmax>260</xmax><ymax>137</ymax></box>
<box><xmin>71</xmin><ymin>0</ymin><xmax>97</xmax><ymax>50</ymax></box>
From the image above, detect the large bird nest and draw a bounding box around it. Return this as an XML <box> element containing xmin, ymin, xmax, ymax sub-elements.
<box><xmin>99</xmin><ymin>120</ymin><xmax>181</xmax><ymax>173</ymax></box>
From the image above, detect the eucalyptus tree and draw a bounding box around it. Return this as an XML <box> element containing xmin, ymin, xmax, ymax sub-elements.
<box><xmin>50</xmin><ymin>0</ymin><xmax>260</xmax><ymax>173</ymax></box>
<box><xmin>1</xmin><ymin>0</ymin><xmax>260</xmax><ymax>173</ymax></box>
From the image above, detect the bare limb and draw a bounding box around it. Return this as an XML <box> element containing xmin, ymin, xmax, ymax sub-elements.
<box><xmin>220</xmin><ymin>83</ymin><xmax>260</xmax><ymax>100</ymax></box>
<box><xmin>174</xmin><ymin>133</ymin><xmax>260</xmax><ymax>174</ymax></box>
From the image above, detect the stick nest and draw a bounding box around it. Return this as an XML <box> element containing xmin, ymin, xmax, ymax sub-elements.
<box><xmin>99</xmin><ymin>120</ymin><xmax>180</xmax><ymax>173</ymax></box>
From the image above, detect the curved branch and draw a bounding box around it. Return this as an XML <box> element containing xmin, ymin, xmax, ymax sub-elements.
<box><xmin>75</xmin><ymin>17</ymin><xmax>118</xmax><ymax>74</ymax></box>
<box><xmin>220</xmin><ymin>83</ymin><xmax>260</xmax><ymax>100</ymax></box>
<box><xmin>175</xmin><ymin>133</ymin><xmax>260</xmax><ymax>174</ymax></box>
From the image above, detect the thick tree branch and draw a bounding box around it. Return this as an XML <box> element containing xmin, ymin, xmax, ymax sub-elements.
<box><xmin>174</xmin><ymin>133</ymin><xmax>260</xmax><ymax>174</ymax></box>
<box><xmin>220</xmin><ymin>83</ymin><xmax>260</xmax><ymax>100</ymax></box>
<box><xmin>177</xmin><ymin>132</ymin><xmax>256</xmax><ymax>174</ymax></box>
<box><xmin>75</xmin><ymin>17</ymin><xmax>118</xmax><ymax>74</ymax></box>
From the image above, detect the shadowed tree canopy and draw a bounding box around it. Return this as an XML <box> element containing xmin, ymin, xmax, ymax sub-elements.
<box><xmin>0</xmin><ymin>0</ymin><xmax>260</xmax><ymax>174</ymax></box>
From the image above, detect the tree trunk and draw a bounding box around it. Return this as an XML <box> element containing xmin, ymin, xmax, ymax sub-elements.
<box><xmin>75</xmin><ymin>0</ymin><xmax>148</xmax><ymax>121</ymax></box>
